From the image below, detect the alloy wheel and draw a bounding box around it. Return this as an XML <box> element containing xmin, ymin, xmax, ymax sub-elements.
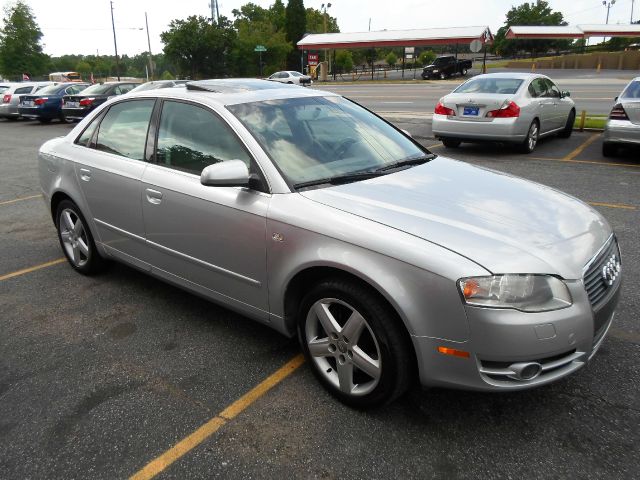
<box><xmin>59</xmin><ymin>208</ymin><xmax>90</xmax><ymax>267</ymax></box>
<box><xmin>305</xmin><ymin>298</ymin><xmax>382</xmax><ymax>396</ymax></box>
<box><xmin>528</xmin><ymin>122</ymin><xmax>538</xmax><ymax>151</ymax></box>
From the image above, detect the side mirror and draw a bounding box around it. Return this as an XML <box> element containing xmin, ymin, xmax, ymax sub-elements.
<box><xmin>614</xmin><ymin>96</ymin><xmax>618</xmax><ymax>102</ymax></box>
<box><xmin>200</xmin><ymin>160</ymin><xmax>250</xmax><ymax>187</ymax></box>
<box><xmin>561</xmin><ymin>91</ymin><xmax>571</xmax><ymax>98</ymax></box>
<box><xmin>401</xmin><ymin>129</ymin><xmax>413</xmax><ymax>138</ymax></box>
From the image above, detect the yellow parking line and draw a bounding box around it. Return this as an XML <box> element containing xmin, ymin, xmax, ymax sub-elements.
<box><xmin>588</xmin><ymin>202</ymin><xmax>637</xmax><ymax>210</ymax></box>
<box><xmin>0</xmin><ymin>258</ymin><xmax>66</xmax><ymax>282</ymax></box>
<box><xmin>530</xmin><ymin>156</ymin><xmax>640</xmax><ymax>169</ymax></box>
<box><xmin>0</xmin><ymin>194</ymin><xmax>42</xmax><ymax>206</ymax></box>
<box><xmin>564</xmin><ymin>133</ymin><xmax>600</xmax><ymax>160</ymax></box>
<box><xmin>129</xmin><ymin>354</ymin><xmax>305</xmax><ymax>480</ymax></box>
<box><xmin>428</xmin><ymin>143</ymin><xmax>443</xmax><ymax>149</ymax></box>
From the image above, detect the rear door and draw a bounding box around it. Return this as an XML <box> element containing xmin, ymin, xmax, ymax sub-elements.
<box><xmin>72</xmin><ymin>99</ymin><xmax>156</xmax><ymax>269</ymax></box>
<box><xmin>527</xmin><ymin>78</ymin><xmax>555</xmax><ymax>133</ymax></box>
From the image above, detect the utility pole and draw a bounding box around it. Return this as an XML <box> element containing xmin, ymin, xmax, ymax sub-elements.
<box><xmin>209</xmin><ymin>0</ymin><xmax>219</xmax><ymax>24</ymax></box>
<box><xmin>145</xmin><ymin>12</ymin><xmax>153</xmax><ymax>80</ymax></box>
<box><xmin>632</xmin><ymin>0</ymin><xmax>636</xmax><ymax>23</ymax></box>
<box><xmin>110</xmin><ymin>1</ymin><xmax>121</xmax><ymax>81</ymax></box>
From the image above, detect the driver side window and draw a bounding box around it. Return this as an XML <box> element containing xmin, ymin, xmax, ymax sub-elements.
<box><xmin>155</xmin><ymin>101</ymin><xmax>251</xmax><ymax>175</ymax></box>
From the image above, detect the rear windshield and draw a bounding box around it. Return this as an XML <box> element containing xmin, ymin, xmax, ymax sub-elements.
<box><xmin>0</xmin><ymin>85</ymin><xmax>10</xmax><ymax>94</ymax></box>
<box><xmin>79</xmin><ymin>83</ymin><xmax>113</xmax><ymax>95</ymax></box>
<box><xmin>35</xmin><ymin>84</ymin><xmax>64</xmax><ymax>95</ymax></box>
<box><xmin>621</xmin><ymin>81</ymin><xmax>640</xmax><ymax>99</ymax></box>
<box><xmin>454</xmin><ymin>78</ymin><xmax>524</xmax><ymax>95</ymax></box>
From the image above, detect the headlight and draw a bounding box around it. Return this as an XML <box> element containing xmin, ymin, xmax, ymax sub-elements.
<box><xmin>458</xmin><ymin>275</ymin><xmax>572</xmax><ymax>312</ymax></box>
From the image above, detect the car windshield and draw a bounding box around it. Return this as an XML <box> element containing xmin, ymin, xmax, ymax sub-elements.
<box><xmin>36</xmin><ymin>84</ymin><xmax>64</xmax><ymax>95</ymax></box>
<box><xmin>433</xmin><ymin>57</ymin><xmax>448</xmax><ymax>65</ymax></box>
<box><xmin>228</xmin><ymin>96</ymin><xmax>427</xmax><ymax>186</ymax></box>
<box><xmin>620</xmin><ymin>81</ymin><xmax>640</xmax><ymax>99</ymax></box>
<box><xmin>79</xmin><ymin>84</ymin><xmax>113</xmax><ymax>95</ymax></box>
<box><xmin>454</xmin><ymin>78</ymin><xmax>524</xmax><ymax>95</ymax></box>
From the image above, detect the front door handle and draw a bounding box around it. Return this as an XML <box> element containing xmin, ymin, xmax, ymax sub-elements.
<box><xmin>79</xmin><ymin>168</ymin><xmax>91</xmax><ymax>182</ymax></box>
<box><xmin>145</xmin><ymin>188</ymin><xmax>163</xmax><ymax>205</ymax></box>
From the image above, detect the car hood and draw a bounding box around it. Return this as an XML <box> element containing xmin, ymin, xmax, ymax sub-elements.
<box><xmin>300</xmin><ymin>157</ymin><xmax>611</xmax><ymax>279</ymax></box>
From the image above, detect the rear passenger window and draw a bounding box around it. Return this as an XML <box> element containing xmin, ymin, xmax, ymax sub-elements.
<box><xmin>76</xmin><ymin>117</ymin><xmax>100</xmax><ymax>147</ymax></box>
<box><xmin>95</xmin><ymin>100</ymin><xmax>155</xmax><ymax>160</ymax></box>
<box><xmin>155</xmin><ymin>101</ymin><xmax>251</xmax><ymax>174</ymax></box>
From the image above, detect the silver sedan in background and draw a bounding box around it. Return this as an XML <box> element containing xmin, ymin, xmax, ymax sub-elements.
<box><xmin>603</xmin><ymin>76</ymin><xmax>640</xmax><ymax>157</ymax></box>
<box><xmin>432</xmin><ymin>73</ymin><xmax>575</xmax><ymax>153</ymax></box>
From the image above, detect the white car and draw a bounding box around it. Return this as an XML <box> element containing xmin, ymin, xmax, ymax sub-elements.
<box><xmin>602</xmin><ymin>76</ymin><xmax>640</xmax><ymax>157</ymax></box>
<box><xmin>267</xmin><ymin>71</ymin><xmax>312</xmax><ymax>86</ymax></box>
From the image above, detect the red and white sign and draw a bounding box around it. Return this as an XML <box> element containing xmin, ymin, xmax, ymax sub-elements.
<box><xmin>308</xmin><ymin>53</ymin><xmax>319</xmax><ymax>66</ymax></box>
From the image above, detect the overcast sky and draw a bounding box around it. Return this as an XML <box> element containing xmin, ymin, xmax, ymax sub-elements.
<box><xmin>9</xmin><ymin>0</ymin><xmax>639</xmax><ymax>57</ymax></box>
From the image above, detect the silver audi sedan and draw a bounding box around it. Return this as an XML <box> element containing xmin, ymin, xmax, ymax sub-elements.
<box><xmin>38</xmin><ymin>79</ymin><xmax>620</xmax><ymax>407</ymax></box>
<box><xmin>432</xmin><ymin>73</ymin><xmax>575</xmax><ymax>153</ymax></box>
<box><xmin>603</xmin><ymin>77</ymin><xmax>640</xmax><ymax>157</ymax></box>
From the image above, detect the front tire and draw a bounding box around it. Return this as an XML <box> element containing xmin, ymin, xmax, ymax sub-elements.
<box><xmin>55</xmin><ymin>199</ymin><xmax>106</xmax><ymax>275</ymax></box>
<box><xmin>461</xmin><ymin>68</ymin><xmax>468</xmax><ymax>76</ymax></box>
<box><xmin>519</xmin><ymin>120</ymin><xmax>539</xmax><ymax>154</ymax></box>
<box><xmin>558</xmin><ymin>110</ymin><xmax>575</xmax><ymax>138</ymax></box>
<box><xmin>297</xmin><ymin>278</ymin><xmax>413</xmax><ymax>408</ymax></box>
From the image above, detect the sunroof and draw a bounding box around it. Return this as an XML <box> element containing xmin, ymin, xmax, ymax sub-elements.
<box><xmin>186</xmin><ymin>79</ymin><xmax>294</xmax><ymax>93</ymax></box>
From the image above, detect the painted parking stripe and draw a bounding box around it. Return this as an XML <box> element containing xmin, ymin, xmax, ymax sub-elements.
<box><xmin>588</xmin><ymin>202</ymin><xmax>637</xmax><ymax>210</ymax></box>
<box><xmin>0</xmin><ymin>194</ymin><xmax>42</xmax><ymax>206</ymax></box>
<box><xmin>564</xmin><ymin>133</ymin><xmax>600</xmax><ymax>160</ymax></box>
<box><xmin>530</xmin><ymin>156</ymin><xmax>640</xmax><ymax>169</ymax></box>
<box><xmin>0</xmin><ymin>258</ymin><xmax>66</xmax><ymax>282</ymax></box>
<box><xmin>129</xmin><ymin>354</ymin><xmax>305</xmax><ymax>480</ymax></box>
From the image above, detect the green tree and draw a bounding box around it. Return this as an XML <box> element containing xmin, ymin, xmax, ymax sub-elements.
<box><xmin>161</xmin><ymin>70</ymin><xmax>175</xmax><ymax>80</ymax></box>
<box><xmin>385</xmin><ymin>52</ymin><xmax>397</xmax><ymax>67</ymax></box>
<box><xmin>334</xmin><ymin>50</ymin><xmax>353</xmax><ymax>73</ymax></box>
<box><xmin>285</xmin><ymin>0</ymin><xmax>306</xmax><ymax>69</ymax></box>
<box><xmin>0</xmin><ymin>1</ymin><xmax>48</xmax><ymax>79</ymax></box>
<box><xmin>74</xmin><ymin>60</ymin><xmax>92</xmax><ymax>77</ymax></box>
<box><xmin>492</xmin><ymin>1</ymin><xmax>570</xmax><ymax>57</ymax></box>
<box><xmin>305</xmin><ymin>7</ymin><xmax>339</xmax><ymax>33</ymax></box>
<box><xmin>161</xmin><ymin>15</ymin><xmax>236</xmax><ymax>78</ymax></box>
<box><xmin>418</xmin><ymin>50</ymin><xmax>436</xmax><ymax>66</ymax></box>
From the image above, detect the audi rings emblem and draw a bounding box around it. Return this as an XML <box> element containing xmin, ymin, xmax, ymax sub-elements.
<box><xmin>601</xmin><ymin>254</ymin><xmax>621</xmax><ymax>286</ymax></box>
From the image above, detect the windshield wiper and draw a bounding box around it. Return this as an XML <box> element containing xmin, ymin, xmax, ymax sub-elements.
<box><xmin>374</xmin><ymin>154</ymin><xmax>436</xmax><ymax>173</ymax></box>
<box><xmin>293</xmin><ymin>170</ymin><xmax>386</xmax><ymax>190</ymax></box>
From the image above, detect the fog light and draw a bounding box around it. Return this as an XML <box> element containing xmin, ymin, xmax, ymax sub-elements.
<box><xmin>508</xmin><ymin>362</ymin><xmax>542</xmax><ymax>381</ymax></box>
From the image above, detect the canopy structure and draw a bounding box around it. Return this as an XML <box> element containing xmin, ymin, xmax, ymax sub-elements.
<box><xmin>506</xmin><ymin>24</ymin><xmax>640</xmax><ymax>40</ymax></box>
<box><xmin>297</xmin><ymin>26</ymin><xmax>493</xmax><ymax>50</ymax></box>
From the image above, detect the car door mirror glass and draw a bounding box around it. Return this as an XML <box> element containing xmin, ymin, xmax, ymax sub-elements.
<box><xmin>200</xmin><ymin>160</ymin><xmax>250</xmax><ymax>187</ymax></box>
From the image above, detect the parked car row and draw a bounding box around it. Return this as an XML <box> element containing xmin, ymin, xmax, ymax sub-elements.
<box><xmin>432</xmin><ymin>72</ymin><xmax>640</xmax><ymax>158</ymax></box>
<box><xmin>0</xmin><ymin>79</ymin><xmax>187</xmax><ymax>124</ymax></box>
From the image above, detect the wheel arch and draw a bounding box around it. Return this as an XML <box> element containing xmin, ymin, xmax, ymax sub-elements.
<box><xmin>282</xmin><ymin>265</ymin><xmax>419</xmax><ymax>373</ymax></box>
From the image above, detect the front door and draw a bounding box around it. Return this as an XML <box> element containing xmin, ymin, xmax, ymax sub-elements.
<box><xmin>141</xmin><ymin>100</ymin><xmax>270</xmax><ymax>317</ymax></box>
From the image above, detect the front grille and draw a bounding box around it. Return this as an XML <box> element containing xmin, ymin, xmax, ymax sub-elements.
<box><xmin>583</xmin><ymin>236</ymin><xmax>621</xmax><ymax>309</ymax></box>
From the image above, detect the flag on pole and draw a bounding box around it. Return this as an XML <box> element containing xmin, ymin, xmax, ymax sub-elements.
<box><xmin>22</xmin><ymin>73</ymin><xmax>30</xmax><ymax>81</ymax></box>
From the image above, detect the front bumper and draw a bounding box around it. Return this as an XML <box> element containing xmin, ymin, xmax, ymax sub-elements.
<box><xmin>603</xmin><ymin>119</ymin><xmax>640</xmax><ymax>146</ymax></box>
<box><xmin>432</xmin><ymin>114</ymin><xmax>528</xmax><ymax>142</ymax></box>
<box><xmin>412</xmin><ymin>276</ymin><xmax>621</xmax><ymax>391</ymax></box>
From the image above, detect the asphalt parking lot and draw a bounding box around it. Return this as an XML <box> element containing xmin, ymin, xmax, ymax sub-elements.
<box><xmin>1</xmin><ymin>116</ymin><xmax>639</xmax><ymax>479</ymax></box>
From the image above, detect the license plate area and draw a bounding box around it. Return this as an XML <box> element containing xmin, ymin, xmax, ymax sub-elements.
<box><xmin>66</xmin><ymin>101</ymin><xmax>79</xmax><ymax>108</ymax></box>
<box><xmin>23</xmin><ymin>101</ymin><xmax>33</xmax><ymax>107</ymax></box>
<box><xmin>463</xmin><ymin>106</ymin><xmax>479</xmax><ymax>116</ymax></box>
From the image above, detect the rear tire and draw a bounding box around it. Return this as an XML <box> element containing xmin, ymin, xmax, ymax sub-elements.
<box><xmin>55</xmin><ymin>199</ymin><xmax>106</xmax><ymax>275</ymax></box>
<box><xmin>442</xmin><ymin>138</ymin><xmax>462</xmax><ymax>148</ymax></box>
<box><xmin>602</xmin><ymin>142</ymin><xmax>618</xmax><ymax>157</ymax></box>
<box><xmin>297</xmin><ymin>278</ymin><xmax>413</xmax><ymax>408</ymax></box>
<box><xmin>519</xmin><ymin>120</ymin><xmax>539</xmax><ymax>154</ymax></box>
<box><xmin>558</xmin><ymin>110</ymin><xmax>575</xmax><ymax>138</ymax></box>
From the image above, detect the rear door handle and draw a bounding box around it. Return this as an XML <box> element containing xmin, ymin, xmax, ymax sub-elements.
<box><xmin>79</xmin><ymin>168</ymin><xmax>91</xmax><ymax>181</ymax></box>
<box><xmin>145</xmin><ymin>188</ymin><xmax>163</xmax><ymax>205</ymax></box>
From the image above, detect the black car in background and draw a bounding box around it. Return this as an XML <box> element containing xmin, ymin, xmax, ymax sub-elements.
<box><xmin>61</xmin><ymin>82</ymin><xmax>138</xmax><ymax>120</ymax></box>
<box><xmin>19</xmin><ymin>82</ymin><xmax>89</xmax><ymax>123</ymax></box>
<box><xmin>421</xmin><ymin>56</ymin><xmax>473</xmax><ymax>80</ymax></box>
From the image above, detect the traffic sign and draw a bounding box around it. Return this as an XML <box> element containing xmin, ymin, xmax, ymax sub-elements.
<box><xmin>254</xmin><ymin>45</ymin><xmax>267</xmax><ymax>52</ymax></box>
<box><xmin>470</xmin><ymin>39</ymin><xmax>483</xmax><ymax>53</ymax></box>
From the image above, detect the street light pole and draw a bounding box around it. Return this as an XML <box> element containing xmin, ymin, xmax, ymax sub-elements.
<box><xmin>110</xmin><ymin>1</ymin><xmax>120</xmax><ymax>81</ymax></box>
<box><xmin>603</xmin><ymin>0</ymin><xmax>616</xmax><ymax>24</ymax></box>
<box><xmin>145</xmin><ymin>12</ymin><xmax>153</xmax><ymax>81</ymax></box>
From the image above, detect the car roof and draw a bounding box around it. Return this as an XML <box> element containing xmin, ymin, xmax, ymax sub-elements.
<box><xmin>126</xmin><ymin>78</ymin><xmax>337</xmax><ymax>106</ymax></box>
<box><xmin>470</xmin><ymin>72</ymin><xmax>549</xmax><ymax>81</ymax></box>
